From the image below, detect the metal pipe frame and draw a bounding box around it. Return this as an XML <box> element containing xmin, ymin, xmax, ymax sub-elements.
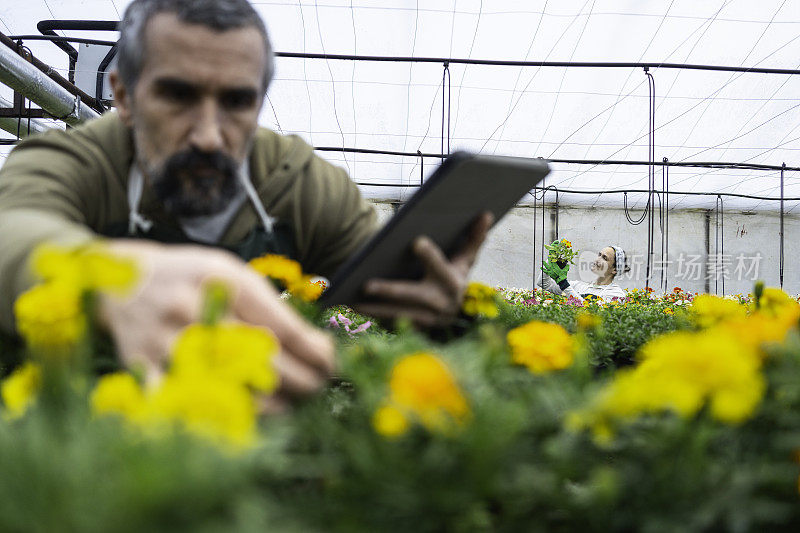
<box><xmin>7</xmin><ymin>35</ymin><xmax>120</xmax><ymax>47</ymax></box>
<box><xmin>0</xmin><ymin>94</ymin><xmax>50</xmax><ymax>137</ymax></box>
<box><xmin>0</xmin><ymin>40</ymin><xmax>99</xmax><ymax>125</ymax></box>
<box><xmin>13</xmin><ymin>32</ymin><xmax>800</xmax><ymax>76</ymax></box>
<box><xmin>313</xmin><ymin>146</ymin><xmax>800</xmax><ymax>172</ymax></box>
<box><xmin>275</xmin><ymin>52</ymin><xmax>800</xmax><ymax>75</ymax></box>
<box><xmin>0</xmin><ymin>32</ymin><xmax>104</xmax><ymax>113</ymax></box>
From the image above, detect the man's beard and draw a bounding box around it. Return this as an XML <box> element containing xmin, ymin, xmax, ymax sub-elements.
<box><xmin>150</xmin><ymin>148</ymin><xmax>241</xmax><ymax>217</ymax></box>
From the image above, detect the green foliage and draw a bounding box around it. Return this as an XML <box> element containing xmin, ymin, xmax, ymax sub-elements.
<box><xmin>249</xmin><ymin>322</ymin><xmax>800</xmax><ymax>532</ymax></box>
<box><xmin>495</xmin><ymin>298</ymin><xmax>691</xmax><ymax>368</ymax></box>
<box><xmin>0</xmin><ymin>331</ymin><xmax>23</xmax><ymax>378</ymax></box>
<box><xmin>2</xmin><ymin>289</ymin><xmax>800</xmax><ymax>531</ymax></box>
<box><xmin>259</xmin><ymin>329</ymin><xmax>587</xmax><ymax>532</ymax></box>
<box><xmin>0</xmin><ymin>400</ymin><xmax>287</xmax><ymax>533</ymax></box>
<box><xmin>544</xmin><ymin>238</ymin><xmax>579</xmax><ymax>265</ymax></box>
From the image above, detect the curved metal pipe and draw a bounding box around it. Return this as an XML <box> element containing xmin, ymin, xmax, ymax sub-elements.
<box><xmin>0</xmin><ymin>32</ymin><xmax>103</xmax><ymax>112</ymax></box>
<box><xmin>0</xmin><ymin>41</ymin><xmax>99</xmax><ymax>125</ymax></box>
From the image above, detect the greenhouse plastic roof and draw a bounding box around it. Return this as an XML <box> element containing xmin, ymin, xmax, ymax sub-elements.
<box><xmin>2</xmin><ymin>0</ymin><xmax>800</xmax><ymax>212</ymax></box>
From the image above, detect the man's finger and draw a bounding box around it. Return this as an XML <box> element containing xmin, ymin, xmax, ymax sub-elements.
<box><xmin>231</xmin><ymin>269</ymin><xmax>335</xmax><ymax>374</ymax></box>
<box><xmin>116</xmin><ymin>322</ymin><xmax>174</xmax><ymax>369</ymax></box>
<box><xmin>363</xmin><ymin>278</ymin><xmax>454</xmax><ymax>314</ymax></box>
<box><xmin>272</xmin><ymin>350</ymin><xmax>326</xmax><ymax>398</ymax></box>
<box><xmin>160</xmin><ymin>285</ymin><xmax>205</xmax><ymax>327</ymax></box>
<box><xmin>412</xmin><ymin>236</ymin><xmax>461</xmax><ymax>294</ymax></box>
<box><xmin>257</xmin><ymin>394</ymin><xmax>290</xmax><ymax>416</ymax></box>
<box><xmin>452</xmin><ymin>211</ymin><xmax>494</xmax><ymax>267</ymax></box>
<box><xmin>271</xmin><ymin>319</ymin><xmax>336</xmax><ymax>374</ymax></box>
<box><xmin>117</xmin><ymin>345</ymin><xmax>164</xmax><ymax>388</ymax></box>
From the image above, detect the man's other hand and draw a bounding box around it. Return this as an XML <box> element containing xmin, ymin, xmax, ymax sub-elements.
<box><xmin>97</xmin><ymin>241</ymin><xmax>334</xmax><ymax>406</ymax></box>
<box><xmin>357</xmin><ymin>212</ymin><xmax>494</xmax><ymax>328</ymax></box>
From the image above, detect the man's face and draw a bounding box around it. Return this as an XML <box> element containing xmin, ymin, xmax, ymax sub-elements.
<box><xmin>111</xmin><ymin>13</ymin><xmax>266</xmax><ymax>216</ymax></box>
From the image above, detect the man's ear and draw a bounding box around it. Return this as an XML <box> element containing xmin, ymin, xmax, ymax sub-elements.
<box><xmin>110</xmin><ymin>70</ymin><xmax>133</xmax><ymax>126</ymax></box>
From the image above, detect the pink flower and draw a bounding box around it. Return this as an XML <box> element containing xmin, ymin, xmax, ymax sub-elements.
<box><xmin>328</xmin><ymin>313</ymin><xmax>371</xmax><ymax>335</ymax></box>
<box><xmin>346</xmin><ymin>321</ymin><xmax>372</xmax><ymax>335</ymax></box>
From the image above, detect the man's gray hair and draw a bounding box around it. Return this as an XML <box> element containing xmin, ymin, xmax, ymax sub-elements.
<box><xmin>116</xmin><ymin>0</ymin><xmax>274</xmax><ymax>91</ymax></box>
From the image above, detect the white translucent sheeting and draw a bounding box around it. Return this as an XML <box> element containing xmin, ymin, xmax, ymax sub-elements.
<box><xmin>1</xmin><ymin>0</ymin><xmax>800</xmax><ymax>211</ymax></box>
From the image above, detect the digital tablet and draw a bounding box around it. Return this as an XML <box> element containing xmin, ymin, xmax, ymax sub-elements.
<box><xmin>319</xmin><ymin>152</ymin><xmax>550</xmax><ymax>306</ymax></box>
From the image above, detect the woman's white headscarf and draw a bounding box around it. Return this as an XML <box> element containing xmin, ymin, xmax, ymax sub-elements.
<box><xmin>610</xmin><ymin>246</ymin><xmax>626</xmax><ymax>279</ymax></box>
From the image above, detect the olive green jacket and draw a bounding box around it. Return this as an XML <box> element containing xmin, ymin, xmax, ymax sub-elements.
<box><xmin>0</xmin><ymin>112</ymin><xmax>377</xmax><ymax>332</ymax></box>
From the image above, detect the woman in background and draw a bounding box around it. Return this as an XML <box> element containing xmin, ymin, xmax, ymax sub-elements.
<box><xmin>539</xmin><ymin>245</ymin><xmax>629</xmax><ymax>302</ymax></box>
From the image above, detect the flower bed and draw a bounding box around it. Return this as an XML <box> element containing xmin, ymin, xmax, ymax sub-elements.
<box><xmin>1</xmin><ymin>247</ymin><xmax>800</xmax><ymax>531</ymax></box>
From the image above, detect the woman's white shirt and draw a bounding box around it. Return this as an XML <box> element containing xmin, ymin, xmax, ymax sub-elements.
<box><xmin>537</xmin><ymin>274</ymin><xmax>626</xmax><ymax>302</ymax></box>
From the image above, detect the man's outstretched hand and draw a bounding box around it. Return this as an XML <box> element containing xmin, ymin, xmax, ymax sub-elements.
<box><xmin>98</xmin><ymin>241</ymin><xmax>335</xmax><ymax>408</ymax></box>
<box><xmin>356</xmin><ymin>212</ymin><xmax>494</xmax><ymax>328</ymax></box>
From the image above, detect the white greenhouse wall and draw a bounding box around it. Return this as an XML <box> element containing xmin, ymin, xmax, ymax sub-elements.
<box><xmin>370</xmin><ymin>201</ymin><xmax>799</xmax><ymax>295</ymax></box>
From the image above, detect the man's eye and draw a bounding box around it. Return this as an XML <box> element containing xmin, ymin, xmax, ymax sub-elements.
<box><xmin>221</xmin><ymin>92</ymin><xmax>256</xmax><ymax>110</ymax></box>
<box><xmin>158</xmin><ymin>84</ymin><xmax>196</xmax><ymax>103</ymax></box>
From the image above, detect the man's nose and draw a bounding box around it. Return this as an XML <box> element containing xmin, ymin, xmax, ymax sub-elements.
<box><xmin>189</xmin><ymin>99</ymin><xmax>224</xmax><ymax>152</ymax></box>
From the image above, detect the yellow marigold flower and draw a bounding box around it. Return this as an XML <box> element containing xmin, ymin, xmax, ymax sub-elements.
<box><xmin>92</xmin><ymin>371</ymin><xmax>258</xmax><ymax>449</ymax></box>
<box><xmin>79</xmin><ymin>248</ymin><xmax>138</xmax><ymax>293</ymax></box>
<box><xmin>31</xmin><ymin>244</ymin><xmax>83</xmax><ymax>288</ymax></box>
<box><xmin>576</xmin><ymin>312</ymin><xmax>601</xmax><ymax>330</ymax></box>
<box><xmin>1</xmin><ymin>362</ymin><xmax>41</xmax><ymax>419</ymax></box>
<box><xmin>564</xmin><ymin>410</ymin><xmax>615</xmax><ymax>445</ymax></box>
<box><xmin>147</xmin><ymin>374</ymin><xmax>256</xmax><ymax>448</ymax></box>
<box><xmin>759</xmin><ymin>287</ymin><xmax>800</xmax><ymax>317</ymax></box>
<box><xmin>564</xmin><ymin>410</ymin><xmax>588</xmax><ymax>432</ymax></box>
<box><xmin>710</xmin><ymin>307</ymin><xmax>798</xmax><ymax>358</ymax></box>
<box><xmin>600</xmin><ymin>330</ymin><xmax>763</xmax><ymax>424</ymax></box>
<box><xmin>171</xmin><ymin>323</ymin><xmax>279</xmax><ymax>394</ymax></box>
<box><xmin>663</xmin><ymin>307</ymin><xmax>674</xmax><ymax>315</ymax></box>
<box><xmin>689</xmin><ymin>294</ymin><xmax>746</xmax><ymax>329</ymax></box>
<box><xmin>91</xmin><ymin>373</ymin><xmax>146</xmax><ymax>420</ymax></box>
<box><xmin>615</xmin><ymin>366</ymin><xmax>707</xmax><ymax>419</ymax></box>
<box><xmin>590</xmin><ymin>420</ymin><xmax>614</xmax><ymax>446</ymax></box>
<box><xmin>248</xmin><ymin>254</ymin><xmax>303</xmax><ymax>287</ymax></box>
<box><xmin>372</xmin><ymin>403</ymin><xmax>410</xmax><ymax>438</ymax></box>
<box><xmin>507</xmin><ymin>321</ymin><xmax>574</xmax><ymax>373</ymax></box>
<box><xmin>462</xmin><ymin>282</ymin><xmax>499</xmax><ymax>318</ymax></box>
<box><xmin>636</xmin><ymin>330</ymin><xmax>697</xmax><ymax>362</ymax></box>
<box><xmin>388</xmin><ymin>352</ymin><xmax>470</xmax><ymax>433</ymax></box>
<box><xmin>14</xmin><ymin>282</ymin><xmax>86</xmax><ymax>350</ymax></box>
<box><xmin>287</xmin><ymin>275</ymin><xmax>325</xmax><ymax>302</ymax></box>
<box><xmin>32</xmin><ymin>243</ymin><xmax>137</xmax><ymax>294</ymax></box>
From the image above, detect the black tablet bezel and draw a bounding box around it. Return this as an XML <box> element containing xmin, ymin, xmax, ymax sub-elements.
<box><xmin>320</xmin><ymin>152</ymin><xmax>550</xmax><ymax>306</ymax></box>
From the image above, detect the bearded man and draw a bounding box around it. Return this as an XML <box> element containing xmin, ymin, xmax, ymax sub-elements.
<box><xmin>0</xmin><ymin>0</ymin><xmax>490</xmax><ymax>404</ymax></box>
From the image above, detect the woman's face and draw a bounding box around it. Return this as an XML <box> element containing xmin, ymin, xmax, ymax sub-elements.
<box><xmin>590</xmin><ymin>246</ymin><xmax>617</xmax><ymax>277</ymax></box>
